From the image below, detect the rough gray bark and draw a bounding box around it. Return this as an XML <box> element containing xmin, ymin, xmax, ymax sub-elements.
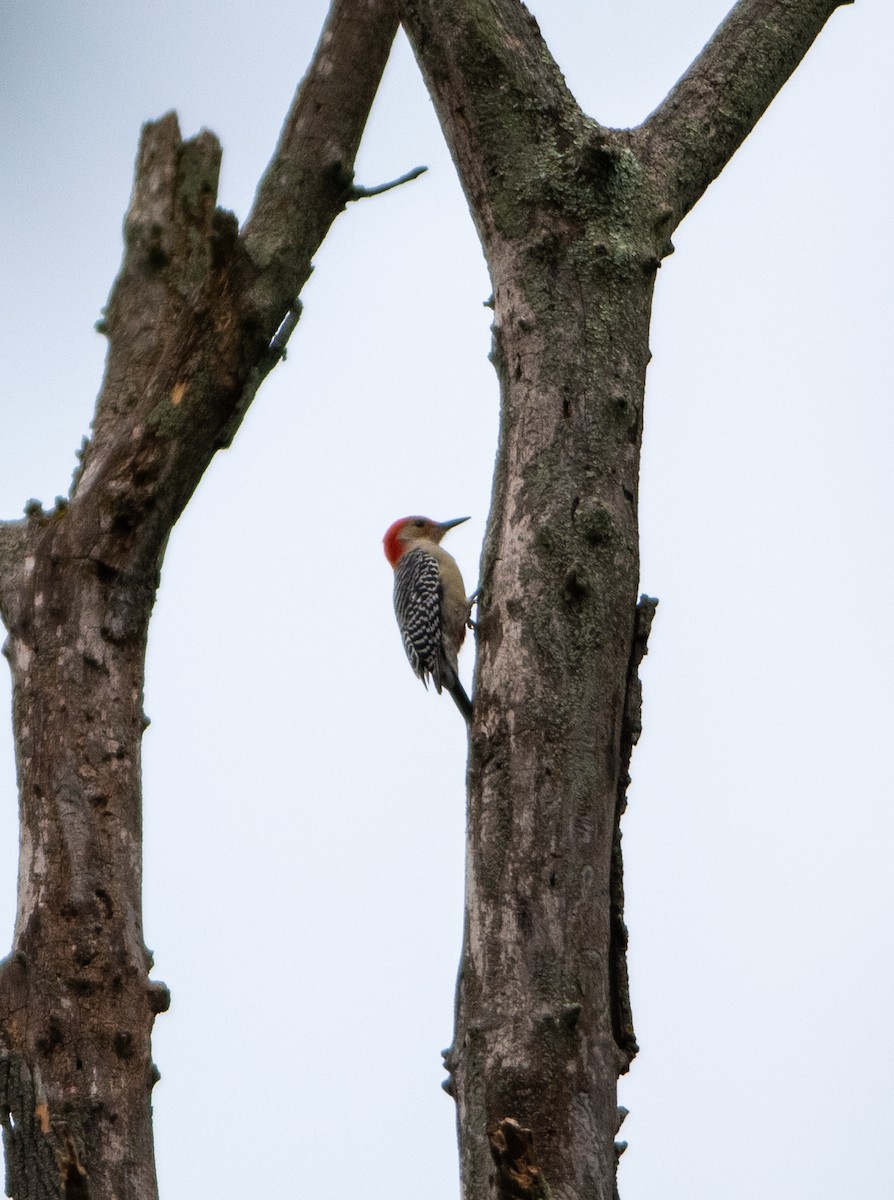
<box><xmin>0</xmin><ymin>2</ymin><xmax>399</xmax><ymax>1195</ymax></box>
<box><xmin>398</xmin><ymin>1</ymin><xmax>850</xmax><ymax>1199</ymax></box>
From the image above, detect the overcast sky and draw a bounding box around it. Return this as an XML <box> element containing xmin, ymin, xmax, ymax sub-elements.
<box><xmin>1</xmin><ymin>1</ymin><xmax>892</xmax><ymax>1197</ymax></box>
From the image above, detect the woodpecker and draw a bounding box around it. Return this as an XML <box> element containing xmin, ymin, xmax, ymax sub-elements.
<box><xmin>383</xmin><ymin>515</ymin><xmax>474</xmax><ymax>723</ymax></box>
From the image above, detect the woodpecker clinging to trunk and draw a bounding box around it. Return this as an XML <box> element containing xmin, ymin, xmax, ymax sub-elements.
<box><xmin>383</xmin><ymin>515</ymin><xmax>474</xmax><ymax>723</ymax></box>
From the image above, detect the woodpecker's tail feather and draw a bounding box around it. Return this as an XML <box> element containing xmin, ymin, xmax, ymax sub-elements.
<box><xmin>447</xmin><ymin>676</ymin><xmax>473</xmax><ymax>725</ymax></box>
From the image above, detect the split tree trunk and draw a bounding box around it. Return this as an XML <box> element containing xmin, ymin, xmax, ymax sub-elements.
<box><xmin>0</xmin><ymin>2</ymin><xmax>400</xmax><ymax>1194</ymax></box>
<box><xmin>399</xmin><ymin>1</ymin><xmax>850</xmax><ymax>1197</ymax></box>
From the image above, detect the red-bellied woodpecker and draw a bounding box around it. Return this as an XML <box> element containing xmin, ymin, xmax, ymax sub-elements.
<box><xmin>383</xmin><ymin>516</ymin><xmax>474</xmax><ymax>723</ymax></box>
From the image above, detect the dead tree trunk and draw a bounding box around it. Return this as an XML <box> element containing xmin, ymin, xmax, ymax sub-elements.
<box><xmin>0</xmin><ymin>2</ymin><xmax>400</xmax><ymax>1194</ymax></box>
<box><xmin>398</xmin><ymin>1</ymin><xmax>851</xmax><ymax>1198</ymax></box>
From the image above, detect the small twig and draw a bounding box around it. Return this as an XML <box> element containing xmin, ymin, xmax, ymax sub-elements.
<box><xmin>348</xmin><ymin>165</ymin><xmax>427</xmax><ymax>200</ymax></box>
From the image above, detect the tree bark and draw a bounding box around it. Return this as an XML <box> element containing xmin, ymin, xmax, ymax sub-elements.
<box><xmin>399</xmin><ymin>1</ymin><xmax>850</xmax><ymax>1198</ymax></box>
<box><xmin>0</xmin><ymin>2</ymin><xmax>399</xmax><ymax>1195</ymax></box>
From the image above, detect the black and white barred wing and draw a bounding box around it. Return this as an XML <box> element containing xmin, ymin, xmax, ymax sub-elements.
<box><xmin>393</xmin><ymin>547</ymin><xmax>444</xmax><ymax>691</ymax></box>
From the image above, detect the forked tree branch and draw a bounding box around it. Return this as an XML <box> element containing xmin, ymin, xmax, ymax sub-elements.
<box><xmin>403</xmin><ymin>0</ymin><xmax>849</xmax><ymax>252</ymax></box>
<box><xmin>396</xmin><ymin>5</ymin><xmax>854</xmax><ymax>1200</ymax></box>
<box><xmin>54</xmin><ymin>0</ymin><xmax>399</xmax><ymax>584</ymax></box>
<box><xmin>636</xmin><ymin>0</ymin><xmax>852</xmax><ymax>222</ymax></box>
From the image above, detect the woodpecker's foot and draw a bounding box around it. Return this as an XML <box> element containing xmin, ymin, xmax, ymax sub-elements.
<box><xmin>467</xmin><ymin>588</ymin><xmax>481</xmax><ymax>630</ymax></box>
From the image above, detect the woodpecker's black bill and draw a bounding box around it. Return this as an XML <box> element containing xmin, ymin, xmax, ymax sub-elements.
<box><xmin>438</xmin><ymin>517</ymin><xmax>470</xmax><ymax>532</ymax></box>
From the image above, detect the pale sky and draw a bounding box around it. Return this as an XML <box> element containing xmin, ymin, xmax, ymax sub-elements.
<box><xmin>1</xmin><ymin>1</ymin><xmax>892</xmax><ymax>1197</ymax></box>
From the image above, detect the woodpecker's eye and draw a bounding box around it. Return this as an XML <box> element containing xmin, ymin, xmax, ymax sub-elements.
<box><xmin>414</xmin><ymin>519</ymin><xmax>425</xmax><ymax>528</ymax></box>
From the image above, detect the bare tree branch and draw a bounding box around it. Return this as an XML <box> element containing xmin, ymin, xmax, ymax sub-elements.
<box><xmin>401</xmin><ymin>0</ymin><xmax>593</xmax><ymax>250</ymax></box>
<box><xmin>243</xmin><ymin>0</ymin><xmax>400</xmax><ymax>327</ymax></box>
<box><xmin>67</xmin><ymin>0</ymin><xmax>400</xmax><ymax>583</ymax></box>
<box><xmin>636</xmin><ymin>0</ymin><xmax>851</xmax><ymax>222</ymax></box>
